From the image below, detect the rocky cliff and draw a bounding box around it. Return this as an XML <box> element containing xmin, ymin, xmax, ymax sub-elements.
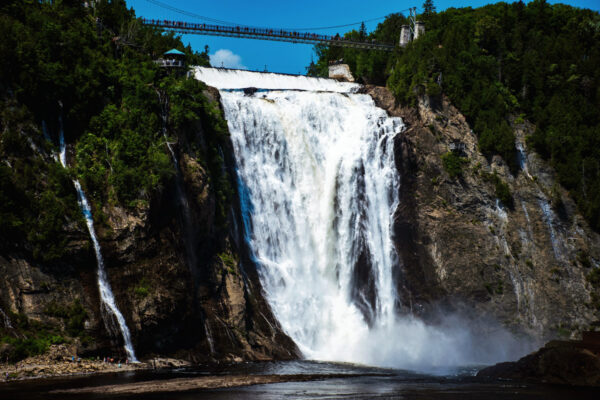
<box><xmin>0</xmin><ymin>88</ymin><xmax>298</xmax><ymax>363</ymax></box>
<box><xmin>364</xmin><ymin>85</ymin><xmax>600</xmax><ymax>341</ymax></box>
<box><xmin>3</xmin><ymin>79</ymin><xmax>599</xmax><ymax>364</ymax></box>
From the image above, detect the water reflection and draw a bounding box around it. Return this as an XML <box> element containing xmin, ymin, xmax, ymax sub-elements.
<box><xmin>0</xmin><ymin>361</ymin><xmax>597</xmax><ymax>400</ymax></box>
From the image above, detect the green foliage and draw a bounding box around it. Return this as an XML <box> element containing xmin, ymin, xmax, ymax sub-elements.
<box><xmin>0</xmin><ymin>0</ymin><xmax>231</xmax><ymax>360</ymax></box>
<box><xmin>481</xmin><ymin>170</ymin><xmax>514</xmax><ymax>207</ymax></box>
<box><xmin>43</xmin><ymin>299</ymin><xmax>88</xmax><ymax>337</ymax></box>
<box><xmin>308</xmin><ymin>13</ymin><xmax>406</xmax><ymax>84</ymax></box>
<box><xmin>1</xmin><ymin>313</ymin><xmax>65</xmax><ymax>362</ymax></box>
<box><xmin>134</xmin><ymin>277</ymin><xmax>150</xmax><ymax>298</ymax></box>
<box><xmin>312</xmin><ymin>1</ymin><xmax>600</xmax><ymax>230</ymax></box>
<box><xmin>392</xmin><ymin>2</ymin><xmax>599</xmax><ymax>228</ymax></box>
<box><xmin>423</xmin><ymin>0</ymin><xmax>436</xmax><ymax>16</ymax></box>
<box><xmin>219</xmin><ymin>252</ymin><xmax>237</xmax><ymax>274</ymax></box>
<box><xmin>219</xmin><ymin>252</ymin><xmax>236</xmax><ymax>268</ymax></box>
<box><xmin>164</xmin><ymin>77</ymin><xmax>234</xmax><ymax>226</ymax></box>
<box><xmin>588</xmin><ymin>268</ymin><xmax>600</xmax><ymax>288</ymax></box>
<box><xmin>1</xmin><ymin>0</ymin><xmax>227</xmax><ymax>247</ymax></box>
<box><xmin>0</xmin><ymin>104</ymin><xmax>83</xmax><ymax>260</ymax></box>
<box><xmin>494</xmin><ymin>177</ymin><xmax>513</xmax><ymax>208</ymax></box>
<box><xmin>550</xmin><ymin>182</ymin><xmax>563</xmax><ymax>210</ymax></box>
<box><xmin>577</xmin><ymin>250</ymin><xmax>592</xmax><ymax>269</ymax></box>
<box><xmin>485</xmin><ymin>280</ymin><xmax>504</xmax><ymax>295</ymax></box>
<box><xmin>441</xmin><ymin>151</ymin><xmax>468</xmax><ymax>178</ymax></box>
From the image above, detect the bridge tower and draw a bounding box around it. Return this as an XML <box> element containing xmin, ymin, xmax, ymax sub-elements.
<box><xmin>399</xmin><ymin>25</ymin><xmax>411</xmax><ymax>46</ymax></box>
<box><xmin>399</xmin><ymin>7</ymin><xmax>425</xmax><ymax>47</ymax></box>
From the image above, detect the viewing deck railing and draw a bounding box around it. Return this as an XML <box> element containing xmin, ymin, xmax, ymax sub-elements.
<box><xmin>154</xmin><ymin>58</ymin><xmax>184</xmax><ymax>68</ymax></box>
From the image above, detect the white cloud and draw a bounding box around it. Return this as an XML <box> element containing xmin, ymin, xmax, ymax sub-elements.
<box><xmin>210</xmin><ymin>49</ymin><xmax>246</xmax><ymax>69</ymax></box>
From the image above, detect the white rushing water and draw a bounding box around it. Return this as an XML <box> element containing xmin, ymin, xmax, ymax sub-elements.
<box><xmin>0</xmin><ymin>306</ymin><xmax>12</xmax><ymax>329</ymax></box>
<box><xmin>57</xmin><ymin>119</ymin><xmax>137</xmax><ymax>362</ymax></box>
<box><xmin>195</xmin><ymin>67</ymin><xmax>360</xmax><ymax>92</ymax></box>
<box><xmin>198</xmin><ymin>68</ymin><xmax>525</xmax><ymax>371</ymax></box>
<box><xmin>516</xmin><ymin>142</ymin><xmax>531</xmax><ymax>179</ymax></box>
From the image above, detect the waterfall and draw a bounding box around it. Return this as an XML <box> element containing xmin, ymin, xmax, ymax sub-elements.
<box><xmin>197</xmin><ymin>68</ymin><xmax>524</xmax><ymax>371</ymax></box>
<box><xmin>539</xmin><ymin>197</ymin><xmax>564</xmax><ymax>262</ymax></box>
<box><xmin>516</xmin><ymin>139</ymin><xmax>564</xmax><ymax>263</ymax></box>
<box><xmin>516</xmin><ymin>142</ymin><xmax>531</xmax><ymax>179</ymax></box>
<box><xmin>195</xmin><ymin>67</ymin><xmax>359</xmax><ymax>92</ymax></box>
<box><xmin>57</xmin><ymin>117</ymin><xmax>138</xmax><ymax>362</ymax></box>
<box><xmin>58</xmin><ymin>115</ymin><xmax>67</xmax><ymax>168</ymax></box>
<box><xmin>0</xmin><ymin>307</ymin><xmax>12</xmax><ymax>329</ymax></box>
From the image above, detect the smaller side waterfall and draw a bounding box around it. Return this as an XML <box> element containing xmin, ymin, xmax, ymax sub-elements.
<box><xmin>57</xmin><ymin>117</ymin><xmax>137</xmax><ymax>362</ymax></box>
<box><xmin>58</xmin><ymin>115</ymin><xmax>67</xmax><ymax>168</ymax></box>
<box><xmin>73</xmin><ymin>181</ymin><xmax>137</xmax><ymax>361</ymax></box>
<box><xmin>0</xmin><ymin>307</ymin><xmax>12</xmax><ymax>329</ymax></box>
<box><xmin>539</xmin><ymin>197</ymin><xmax>564</xmax><ymax>262</ymax></box>
<box><xmin>516</xmin><ymin>142</ymin><xmax>531</xmax><ymax>179</ymax></box>
<box><xmin>516</xmin><ymin>139</ymin><xmax>564</xmax><ymax>263</ymax></box>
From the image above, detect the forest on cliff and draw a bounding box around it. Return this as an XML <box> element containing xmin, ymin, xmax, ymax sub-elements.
<box><xmin>310</xmin><ymin>0</ymin><xmax>600</xmax><ymax>231</ymax></box>
<box><xmin>1</xmin><ymin>0</ymin><xmax>600</xmax><ymax>365</ymax></box>
<box><xmin>0</xmin><ymin>0</ymin><xmax>235</xmax><ymax>258</ymax></box>
<box><xmin>0</xmin><ymin>0</ymin><xmax>232</xmax><ymax>361</ymax></box>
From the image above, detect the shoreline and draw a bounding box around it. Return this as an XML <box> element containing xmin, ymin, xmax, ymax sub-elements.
<box><xmin>0</xmin><ymin>350</ymin><xmax>192</xmax><ymax>383</ymax></box>
<box><xmin>52</xmin><ymin>373</ymin><xmax>376</xmax><ymax>395</ymax></box>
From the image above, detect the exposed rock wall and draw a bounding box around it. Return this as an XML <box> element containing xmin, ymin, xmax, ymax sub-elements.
<box><xmin>0</xmin><ymin>88</ymin><xmax>298</xmax><ymax>362</ymax></box>
<box><xmin>364</xmin><ymin>85</ymin><xmax>600</xmax><ymax>341</ymax></box>
<box><xmin>3</xmin><ymin>81</ymin><xmax>599</xmax><ymax>362</ymax></box>
<box><xmin>477</xmin><ymin>339</ymin><xmax>600</xmax><ymax>386</ymax></box>
<box><xmin>93</xmin><ymin>87</ymin><xmax>299</xmax><ymax>361</ymax></box>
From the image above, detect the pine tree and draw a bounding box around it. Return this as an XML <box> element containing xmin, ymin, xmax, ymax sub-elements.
<box><xmin>422</xmin><ymin>0</ymin><xmax>436</xmax><ymax>15</ymax></box>
<box><xmin>359</xmin><ymin>22</ymin><xmax>367</xmax><ymax>41</ymax></box>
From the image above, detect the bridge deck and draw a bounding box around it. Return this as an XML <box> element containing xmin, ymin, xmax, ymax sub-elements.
<box><xmin>142</xmin><ymin>19</ymin><xmax>396</xmax><ymax>52</ymax></box>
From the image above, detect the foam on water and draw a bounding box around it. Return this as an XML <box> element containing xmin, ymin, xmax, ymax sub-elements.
<box><xmin>194</xmin><ymin>66</ymin><xmax>360</xmax><ymax>92</ymax></box>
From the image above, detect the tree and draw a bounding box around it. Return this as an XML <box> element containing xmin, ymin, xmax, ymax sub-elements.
<box><xmin>359</xmin><ymin>22</ymin><xmax>367</xmax><ymax>41</ymax></box>
<box><xmin>306</xmin><ymin>58</ymin><xmax>319</xmax><ymax>77</ymax></box>
<box><xmin>423</xmin><ymin>0</ymin><xmax>436</xmax><ymax>16</ymax></box>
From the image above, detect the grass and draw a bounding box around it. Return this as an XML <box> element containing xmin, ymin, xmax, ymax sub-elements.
<box><xmin>218</xmin><ymin>252</ymin><xmax>238</xmax><ymax>275</ymax></box>
<box><xmin>134</xmin><ymin>277</ymin><xmax>151</xmax><ymax>298</ymax></box>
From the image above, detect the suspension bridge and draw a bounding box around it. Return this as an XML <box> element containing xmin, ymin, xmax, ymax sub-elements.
<box><xmin>141</xmin><ymin>19</ymin><xmax>397</xmax><ymax>52</ymax></box>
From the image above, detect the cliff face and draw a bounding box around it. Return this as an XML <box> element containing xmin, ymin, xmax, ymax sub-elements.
<box><xmin>0</xmin><ymin>89</ymin><xmax>298</xmax><ymax>362</ymax></box>
<box><xmin>365</xmin><ymin>85</ymin><xmax>600</xmax><ymax>340</ymax></box>
<box><xmin>94</xmin><ymin>87</ymin><xmax>298</xmax><ymax>362</ymax></box>
<box><xmin>3</xmin><ymin>80</ymin><xmax>599</xmax><ymax>363</ymax></box>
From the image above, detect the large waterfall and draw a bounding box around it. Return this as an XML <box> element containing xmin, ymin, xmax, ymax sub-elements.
<box><xmin>195</xmin><ymin>67</ymin><xmax>523</xmax><ymax>371</ymax></box>
<box><xmin>56</xmin><ymin>117</ymin><xmax>137</xmax><ymax>362</ymax></box>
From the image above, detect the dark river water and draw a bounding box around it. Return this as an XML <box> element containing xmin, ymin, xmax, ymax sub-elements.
<box><xmin>0</xmin><ymin>361</ymin><xmax>596</xmax><ymax>399</ymax></box>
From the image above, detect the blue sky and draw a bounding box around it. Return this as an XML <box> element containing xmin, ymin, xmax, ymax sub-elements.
<box><xmin>125</xmin><ymin>0</ymin><xmax>600</xmax><ymax>74</ymax></box>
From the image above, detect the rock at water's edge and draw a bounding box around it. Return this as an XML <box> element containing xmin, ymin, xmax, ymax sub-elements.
<box><xmin>477</xmin><ymin>339</ymin><xmax>600</xmax><ymax>386</ymax></box>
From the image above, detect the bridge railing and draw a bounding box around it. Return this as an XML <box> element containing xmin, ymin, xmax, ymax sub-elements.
<box><xmin>141</xmin><ymin>19</ymin><xmax>395</xmax><ymax>51</ymax></box>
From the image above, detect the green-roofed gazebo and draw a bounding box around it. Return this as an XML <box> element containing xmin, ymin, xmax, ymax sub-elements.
<box><xmin>155</xmin><ymin>48</ymin><xmax>186</xmax><ymax>70</ymax></box>
<box><xmin>164</xmin><ymin>49</ymin><xmax>185</xmax><ymax>56</ymax></box>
